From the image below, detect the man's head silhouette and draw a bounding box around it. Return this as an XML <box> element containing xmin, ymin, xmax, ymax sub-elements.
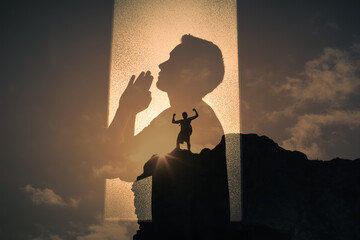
<box><xmin>157</xmin><ymin>35</ymin><xmax>224</xmax><ymax>101</ymax></box>
<box><xmin>108</xmin><ymin>34</ymin><xmax>226</xmax><ymax>181</ymax></box>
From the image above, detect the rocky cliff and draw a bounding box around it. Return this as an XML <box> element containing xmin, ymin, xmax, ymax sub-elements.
<box><xmin>241</xmin><ymin>133</ymin><xmax>360</xmax><ymax>240</ymax></box>
<box><xmin>133</xmin><ymin>134</ymin><xmax>360</xmax><ymax>240</ymax></box>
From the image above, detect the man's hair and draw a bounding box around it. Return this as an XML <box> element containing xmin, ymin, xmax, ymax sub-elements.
<box><xmin>180</xmin><ymin>34</ymin><xmax>225</xmax><ymax>97</ymax></box>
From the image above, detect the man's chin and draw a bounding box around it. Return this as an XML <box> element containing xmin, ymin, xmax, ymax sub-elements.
<box><xmin>156</xmin><ymin>81</ymin><xmax>167</xmax><ymax>92</ymax></box>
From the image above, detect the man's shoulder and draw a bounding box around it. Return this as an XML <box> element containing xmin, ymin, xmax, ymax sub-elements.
<box><xmin>147</xmin><ymin>107</ymin><xmax>173</xmax><ymax>125</ymax></box>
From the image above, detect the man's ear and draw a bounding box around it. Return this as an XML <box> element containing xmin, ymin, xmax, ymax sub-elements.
<box><xmin>197</xmin><ymin>67</ymin><xmax>211</xmax><ymax>81</ymax></box>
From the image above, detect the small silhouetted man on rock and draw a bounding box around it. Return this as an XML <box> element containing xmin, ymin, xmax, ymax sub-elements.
<box><xmin>172</xmin><ymin>108</ymin><xmax>199</xmax><ymax>150</ymax></box>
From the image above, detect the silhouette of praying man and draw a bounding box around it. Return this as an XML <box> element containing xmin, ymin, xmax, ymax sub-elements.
<box><xmin>172</xmin><ymin>109</ymin><xmax>199</xmax><ymax>150</ymax></box>
<box><xmin>107</xmin><ymin>34</ymin><xmax>225</xmax><ymax>181</ymax></box>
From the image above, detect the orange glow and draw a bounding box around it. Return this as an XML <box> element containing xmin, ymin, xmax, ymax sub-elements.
<box><xmin>106</xmin><ymin>0</ymin><xmax>240</xmax><ymax>222</ymax></box>
<box><xmin>108</xmin><ymin>0</ymin><xmax>239</xmax><ymax>135</ymax></box>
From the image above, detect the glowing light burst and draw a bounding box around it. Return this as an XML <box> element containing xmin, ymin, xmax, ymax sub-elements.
<box><xmin>106</xmin><ymin>0</ymin><xmax>241</xmax><ymax>222</ymax></box>
<box><xmin>156</xmin><ymin>154</ymin><xmax>175</xmax><ymax>178</ymax></box>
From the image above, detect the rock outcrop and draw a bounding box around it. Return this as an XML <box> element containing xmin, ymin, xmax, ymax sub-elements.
<box><xmin>241</xmin><ymin>133</ymin><xmax>360</xmax><ymax>240</ymax></box>
<box><xmin>132</xmin><ymin>134</ymin><xmax>360</xmax><ymax>240</ymax></box>
<box><xmin>134</xmin><ymin>136</ymin><xmax>230</xmax><ymax>240</ymax></box>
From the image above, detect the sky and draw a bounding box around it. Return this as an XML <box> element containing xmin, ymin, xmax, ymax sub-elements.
<box><xmin>239</xmin><ymin>0</ymin><xmax>360</xmax><ymax>160</ymax></box>
<box><xmin>1</xmin><ymin>1</ymin><xmax>114</xmax><ymax>239</ymax></box>
<box><xmin>1</xmin><ymin>0</ymin><xmax>360</xmax><ymax>239</ymax></box>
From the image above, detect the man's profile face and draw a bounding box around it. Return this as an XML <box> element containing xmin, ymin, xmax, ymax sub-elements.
<box><xmin>157</xmin><ymin>44</ymin><xmax>196</xmax><ymax>94</ymax></box>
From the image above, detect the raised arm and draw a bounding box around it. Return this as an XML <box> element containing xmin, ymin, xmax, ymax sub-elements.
<box><xmin>189</xmin><ymin>108</ymin><xmax>199</xmax><ymax>120</ymax></box>
<box><xmin>103</xmin><ymin>72</ymin><xmax>155</xmax><ymax>181</ymax></box>
<box><xmin>172</xmin><ymin>113</ymin><xmax>180</xmax><ymax>124</ymax></box>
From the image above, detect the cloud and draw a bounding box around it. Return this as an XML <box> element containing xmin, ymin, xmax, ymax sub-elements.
<box><xmin>27</xmin><ymin>221</ymin><xmax>135</xmax><ymax>240</ymax></box>
<box><xmin>23</xmin><ymin>184</ymin><xmax>80</xmax><ymax>208</ymax></box>
<box><xmin>23</xmin><ymin>184</ymin><xmax>66</xmax><ymax>206</ymax></box>
<box><xmin>76</xmin><ymin>220</ymin><xmax>138</xmax><ymax>240</ymax></box>
<box><xmin>282</xmin><ymin>110</ymin><xmax>360</xmax><ymax>159</ymax></box>
<box><xmin>271</xmin><ymin>45</ymin><xmax>360</xmax><ymax>158</ymax></box>
<box><xmin>278</xmin><ymin>47</ymin><xmax>360</xmax><ymax>107</ymax></box>
<box><xmin>69</xmin><ymin>198</ymin><xmax>81</xmax><ymax>208</ymax></box>
<box><xmin>266</xmin><ymin>104</ymin><xmax>296</xmax><ymax>122</ymax></box>
<box><xmin>32</xmin><ymin>234</ymin><xmax>64</xmax><ymax>240</ymax></box>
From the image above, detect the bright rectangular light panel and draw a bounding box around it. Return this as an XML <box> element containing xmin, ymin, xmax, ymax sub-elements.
<box><xmin>106</xmin><ymin>0</ymin><xmax>241</xmax><ymax>222</ymax></box>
